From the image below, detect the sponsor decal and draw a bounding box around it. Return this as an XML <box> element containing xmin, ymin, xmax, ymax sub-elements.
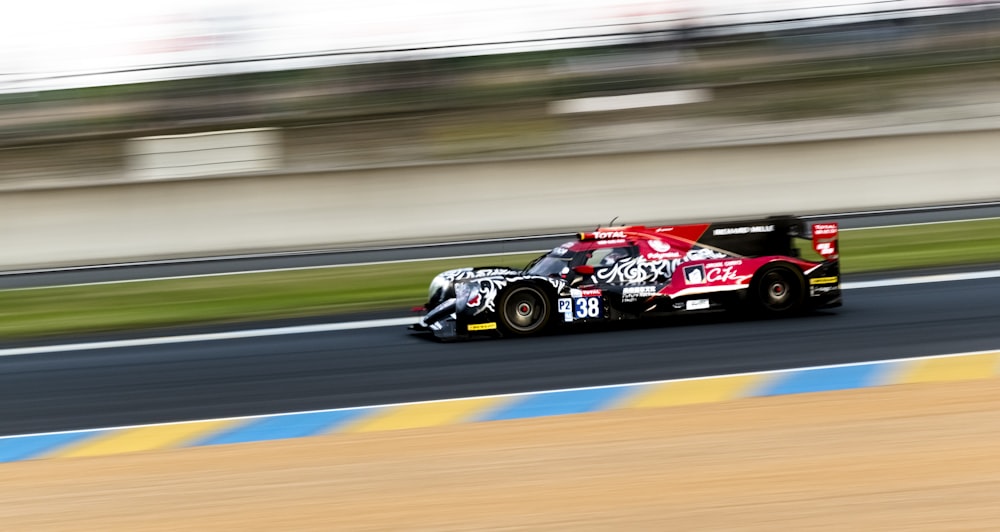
<box><xmin>812</xmin><ymin>222</ymin><xmax>839</xmax><ymax>258</ymax></box>
<box><xmin>812</xmin><ymin>223</ymin><xmax>839</xmax><ymax>237</ymax></box>
<box><xmin>809</xmin><ymin>276</ymin><xmax>839</xmax><ymax>285</ymax></box>
<box><xmin>712</xmin><ymin>225</ymin><xmax>775</xmax><ymax>236</ymax></box>
<box><xmin>647</xmin><ymin>252</ymin><xmax>682</xmax><ymax>260</ymax></box>
<box><xmin>705</xmin><ymin>260</ymin><xmax>743</xmax><ymax>268</ymax></box>
<box><xmin>622</xmin><ymin>285</ymin><xmax>657</xmax><ymax>303</ymax></box>
<box><xmin>649</xmin><ymin>240</ymin><xmax>672</xmax><ymax>253</ymax></box>
<box><xmin>811</xmin><ymin>285</ymin><xmax>838</xmax><ymax>295</ymax></box>
<box><xmin>683</xmin><ymin>263</ymin><xmax>747</xmax><ymax>285</ymax></box>
<box><xmin>685</xmin><ymin>299</ymin><xmax>710</xmax><ymax>311</ymax></box>
<box><xmin>705</xmin><ymin>266</ymin><xmax>742</xmax><ymax>283</ymax></box>
<box><xmin>646</xmin><ymin>239</ymin><xmax>682</xmax><ymax>260</ymax></box>
<box><xmin>571</xmin><ymin>288</ymin><xmax>602</xmax><ymax>297</ymax></box>
<box><xmin>623</xmin><ymin>286</ymin><xmax>657</xmax><ymax>295</ymax></box>
<box><xmin>815</xmin><ymin>242</ymin><xmax>836</xmax><ymax>256</ymax></box>
<box><xmin>581</xmin><ymin>231</ymin><xmax>627</xmax><ymax>240</ymax></box>
<box><xmin>683</xmin><ymin>265</ymin><xmax>706</xmax><ymax>284</ymax></box>
<box><xmin>467</xmin><ymin>322</ymin><xmax>497</xmax><ymax>331</ymax></box>
<box><xmin>684</xmin><ymin>247</ymin><xmax>729</xmax><ymax>261</ymax></box>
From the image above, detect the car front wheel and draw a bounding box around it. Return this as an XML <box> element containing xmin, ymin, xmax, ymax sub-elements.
<box><xmin>498</xmin><ymin>285</ymin><xmax>551</xmax><ymax>336</ymax></box>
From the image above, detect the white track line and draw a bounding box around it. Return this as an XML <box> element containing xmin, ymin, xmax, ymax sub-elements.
<box><xmin>842</xmin><ymin>215</ymin><xmax>1000</xmax><ymax>231</ymax></box>
<box><xmin>0</xmin><ymin>318</ymin><xmax>418</xmax><ymax>357</ymax></box>
<box><xmin>810</xmin><ymin>201</ymin><xmax>1000</xmax><ymax>219</ymax></box>
<box><xmin>1</xmin><ymin>269</ymin><xmax>998</xmax><ymax>358</ymax></box>
<box><xmin>843</xmin><ymin>269</ymin><xmax>1000</xmax><ymax>289</ymax></box>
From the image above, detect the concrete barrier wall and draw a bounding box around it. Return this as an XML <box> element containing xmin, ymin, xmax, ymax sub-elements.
<box><xmin>126</xmin><ymin>128</ymin><xmax>282</xmax><ymax>181</ymax></box>
<box><xmin>3</xmin><ymin>129</ymin><xmax>999</xmax><ymax>269</ymax></box>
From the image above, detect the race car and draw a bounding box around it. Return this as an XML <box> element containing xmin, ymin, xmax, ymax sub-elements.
<box><xmin>410</xmin><ymin>216</ymin><xmax>840</xmax><ymax>340</ymax></box>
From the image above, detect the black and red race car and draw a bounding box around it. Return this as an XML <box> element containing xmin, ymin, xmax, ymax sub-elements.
<box><xmin>410</xmin><ymin>216</ymin><xmax>840</xmax><ymax>340</ymax></box>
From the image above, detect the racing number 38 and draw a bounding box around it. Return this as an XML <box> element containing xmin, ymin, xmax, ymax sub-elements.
<box><xmin>559</xmin><ymin>297</ymin><xmax>602</xmax><ymax>321</ymax></box>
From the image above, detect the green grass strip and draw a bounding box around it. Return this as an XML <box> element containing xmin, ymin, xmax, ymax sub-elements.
<box><xmin>839</xmin><ymin>218</ymin><xmax>1000</xmax><ymax>272</ymax></box>
<box><xmin>3</xmin><ymin>218</ymin><xmax>1000</xmax><ymax>340</ymax></box>
<box><xmin>0</xmin><ymin>255</ymin><xmax>539</xmax><ymax>340</ymax></box>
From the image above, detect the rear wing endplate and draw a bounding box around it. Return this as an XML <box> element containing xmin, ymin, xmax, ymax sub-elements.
<box><xmin>811</xmin><ymin>223</ymin><xmax>839</xmax><ymax>260</ymax></box>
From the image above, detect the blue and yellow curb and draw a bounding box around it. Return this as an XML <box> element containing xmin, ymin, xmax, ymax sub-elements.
<box><xmin>2</xmin><ymin>349</ymin><xmax>998</xmax><ymax>463</ymax></box>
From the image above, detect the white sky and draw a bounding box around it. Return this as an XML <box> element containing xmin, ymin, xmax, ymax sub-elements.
<box><xmin>0</xmin><ymin>1</ymin><xmax>982</xmax><ymax>91</ymax></box>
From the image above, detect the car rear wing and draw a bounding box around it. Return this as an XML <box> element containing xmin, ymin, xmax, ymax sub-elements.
<box><xmin>578</xmin><ymin>215</ymin><xmax>838</xmax><ymax>261</ymax></box>
<box><xmin>692</xmin><ymin>215</ymin><xmax>838</xmax><ymax>260</ymax></box>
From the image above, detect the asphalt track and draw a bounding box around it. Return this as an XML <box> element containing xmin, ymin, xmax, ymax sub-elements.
<box><xmin>1</xmin><ymin>272</ymin><xmax>999</xmax><ymax>437</ymax></box>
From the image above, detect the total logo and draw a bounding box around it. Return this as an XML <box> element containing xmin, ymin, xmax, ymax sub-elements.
<box><xmin>813</xmin><ymin>223</ymin><xmax>839</xmax><ymax>237</ymax></box>
<box><xmin>594</xmin><ymin>231</ymin><xmax>626</xmax><ymax>240</ymax></box>
<box><xmin>571</xmin><ymin>288</ymin><xmax>602</xmax><ymax>298</ymax></box>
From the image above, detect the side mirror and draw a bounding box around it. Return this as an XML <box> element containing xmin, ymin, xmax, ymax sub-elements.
<box><xmin>573</xmin><ymin>265</ymin><xmax>595</xmax><ymax>275</ymax></box>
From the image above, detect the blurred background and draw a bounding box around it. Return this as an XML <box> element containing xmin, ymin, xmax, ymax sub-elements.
<box><xmin>2</xmin><ymin>0</ymin><xmax>998</xmax><ymax>189</ymax></box>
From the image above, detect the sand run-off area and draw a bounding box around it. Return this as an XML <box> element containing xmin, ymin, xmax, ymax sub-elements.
<box><xmin>3</xmin><ymin>379</ymin><xmax>1000</xmax><ymax>530</ymax></box>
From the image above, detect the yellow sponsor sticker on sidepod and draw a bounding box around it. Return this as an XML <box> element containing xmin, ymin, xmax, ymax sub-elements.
<box><xmin>809</xmin><ymin>276</ymin><xmax>839</xmax><ymax>285</ymax></box>
<box><xmin>467</xmin><ymin>322</ymin><xmax>498</xmax><ymax>331</ymax></box>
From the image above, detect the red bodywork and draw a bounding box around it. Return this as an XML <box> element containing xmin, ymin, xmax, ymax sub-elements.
<box><xmin>576</xmin><ymin>221</ymin><xmax>838</xmax><ymax>301</ymax></box>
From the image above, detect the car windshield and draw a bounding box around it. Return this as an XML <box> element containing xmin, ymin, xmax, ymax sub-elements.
<box><xmin>524</xmin><ymin>249</ymin><xmax>576</xmax><ymax>277</ymax></box>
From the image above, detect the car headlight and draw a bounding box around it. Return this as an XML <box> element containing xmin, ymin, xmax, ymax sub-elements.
<box><xmin>428</xmin><ymin>274</ymin><xmax>452</xmax><ymax>304</ymax></box>
<box><xmin>454</xmin><ymin>280</ymin><xmax>473</xmax><ymax>301</ymax></box>
<box><xmin>454</xmin><ymin>280</ymin><xmax>476</xmax><ymax>312</ymax></box>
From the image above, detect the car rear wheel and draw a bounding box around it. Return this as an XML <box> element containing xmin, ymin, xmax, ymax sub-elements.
<box><xmin>751</xmin><ymin>264</ymin><xmax>805</xmax><ymax>315</ymax></box>
<box><xmin>498</xmin><ymin>285</ymin><xmax>551</xmax><ymax>336</ymax></box>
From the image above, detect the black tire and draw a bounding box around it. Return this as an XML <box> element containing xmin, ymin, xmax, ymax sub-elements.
<box><xmin>751</xmin><ymin>264</ymin><xmax>805</xmax><ymax>316</ymax></box>
<box><xmin>497</xmin><ymin>285</ymin><xmax>551</xmax><ymax>336</ymax></box>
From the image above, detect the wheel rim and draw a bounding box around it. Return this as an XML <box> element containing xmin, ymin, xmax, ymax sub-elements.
<box><xmin>761</xmin><ymin>271</ymin><xmax>794</xmax><ymax>310</ymax></box>
<box><xmin>504</xmin><ymin>288</ymin><xmax>546</xmax><ymax>332</ymax></box>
